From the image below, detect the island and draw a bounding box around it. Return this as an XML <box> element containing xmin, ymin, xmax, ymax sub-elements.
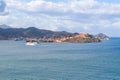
<box><xmin>0</xmin><ymin>25</ymin><xmax>109</xmax><ymax>43</ymax></box>
<box><xmin>95</xmin><ymin>33</ymin><xmax>109</xmax><ymax>40</ymax></box>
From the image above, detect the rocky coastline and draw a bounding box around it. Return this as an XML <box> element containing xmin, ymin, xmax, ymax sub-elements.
<box><xmin>0</xmin><ymin>25</ymin><xmax>109</xmax><ymax>43</ymax></box>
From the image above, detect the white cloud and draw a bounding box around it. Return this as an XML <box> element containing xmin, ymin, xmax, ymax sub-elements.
<box><xmin>0</xmin><ymin>0</ymin><xmax>120</xmax><ymax>36</ymax></box>
<box><xmin>5</xmin><ymin>0</ymin><xmax>120</xmax><ymax>15</ymax></box>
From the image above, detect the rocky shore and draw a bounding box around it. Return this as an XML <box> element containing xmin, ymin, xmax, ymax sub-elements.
<box><xmin>24</xmin><ymin>33</ymin><xmax>101</xmax><ymax>43</ymax></box>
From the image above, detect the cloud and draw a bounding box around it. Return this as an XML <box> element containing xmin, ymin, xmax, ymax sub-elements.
<box><xmin>1</xmin><ymin>0</ymin><xmax>120</xmax><ymax>36</ymax></box>
<box><xmin>5</xmin><ymin>0</ymin><xmax>120</xmax><ymax>15</ymax></box>
<box><xmin>0</xmin><ymin>0</ymin><xmax>6</xmax><ymax>12</ymax></box>
<box><xmin>0</xmin><ymin>0</ymin><xmax>9</xmax><ymax>15</ymax></box>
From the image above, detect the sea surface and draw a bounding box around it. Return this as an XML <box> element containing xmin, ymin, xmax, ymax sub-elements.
<box><xmin>0</xmin><ymin>38</ymin><xmax>120</xmax><ymax>80</ymax></box>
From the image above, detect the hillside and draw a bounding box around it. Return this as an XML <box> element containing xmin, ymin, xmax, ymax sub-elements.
<box><xmin>0</xmin><ymin>25</ymin><xmax>107</xmax><ymax>43</ymax></box>
<box><xmin>95</xmin><ymin>33</ymin><xmax>109</xmax><ymax>40</ymax></box>
<box><xmin>63</xmin><ymin>33</ymin><xmax>101</xmax><ymax>43</ymax></box>
<box><xmin>0</xmin><ymin>27</ymin><xmax>75</xmax><ymax>40</ymax></box>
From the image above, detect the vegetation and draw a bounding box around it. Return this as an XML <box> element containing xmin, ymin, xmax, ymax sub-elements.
<box><xmin>0</xmin><ymin>25</ymin><xmax>109</xmax><ymax>43</ymax></box>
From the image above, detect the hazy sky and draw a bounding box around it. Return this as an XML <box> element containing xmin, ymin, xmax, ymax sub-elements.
<box><xmin>0</xmin><ymin>0</ymin><xmax>120</xmax><ymax>37</ymax></box>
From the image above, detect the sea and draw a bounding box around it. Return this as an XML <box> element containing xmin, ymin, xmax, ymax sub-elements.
<box><xmin>0</xmin><ymin>38</ymin><xmax>120</xmax><ymax>80</ymax></box>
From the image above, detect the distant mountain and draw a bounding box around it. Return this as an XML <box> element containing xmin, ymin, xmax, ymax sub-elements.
<box><xmin>95</xmin><ymin>33</ymin><xmax>109</xmax><ymax>40</ymax></box>
<box><xmin>0</xmin><ymin>25</ymin><xmax>102</xmax><ymax>43</ymax></box>
<box><xmin>0</xmin><ymin>27</ymin><xmax>75</xmax><ymax>40</ymax></box>
<box><xmin>0</xmin><ymin>24</ymin><xmax>11</xmax><ymax>29</ymax></box>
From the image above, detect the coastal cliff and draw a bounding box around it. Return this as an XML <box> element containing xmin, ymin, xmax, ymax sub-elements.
<box><xmin>25</xmin><ymin>33</ymin><xmax>101</xmax><ymax>43</ymax></box>
<box><xmin>63</xmin><ymin>33</ymin><xmax>101</xmax><ymax>43</ymax></box>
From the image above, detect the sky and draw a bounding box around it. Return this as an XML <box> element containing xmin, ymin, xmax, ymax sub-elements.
<box><xmin>0</xmin><ymin>0</ymin><xmax>120</xmax><ymax>37</ymax></box>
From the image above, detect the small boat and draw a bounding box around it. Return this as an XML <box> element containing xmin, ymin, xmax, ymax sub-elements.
<box><xmin>26</xmin><ymin>42</ymin><xmax>37</xmax><ymax>46</ymax></box>
<box><xmin>25</xmin><ymin>39</ymin><xmax>38</xmax><ymax>46</ymax></box>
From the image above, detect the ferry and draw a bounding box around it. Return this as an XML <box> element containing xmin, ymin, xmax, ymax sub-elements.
<box><xmin>26</xmin><ymin>42</ymin><xmax>37</xmax><ymax>46</ymax></box>
<box><xmin>25</xmin><ymin>39</ymin><xmax>38</xmax><ymax>46</ymax></box>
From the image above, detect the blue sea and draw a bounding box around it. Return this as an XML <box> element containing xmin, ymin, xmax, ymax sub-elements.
<box><xmin>0</xmin><ymin>38</ymin><xmax>120</xmax><ymax>80</ymax></box>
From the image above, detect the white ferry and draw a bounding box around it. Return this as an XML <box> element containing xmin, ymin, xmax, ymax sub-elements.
<box><xmin>26</xmin><ymin>42</ymin><xmax>37</xmax><ymax>46</ymax></box>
